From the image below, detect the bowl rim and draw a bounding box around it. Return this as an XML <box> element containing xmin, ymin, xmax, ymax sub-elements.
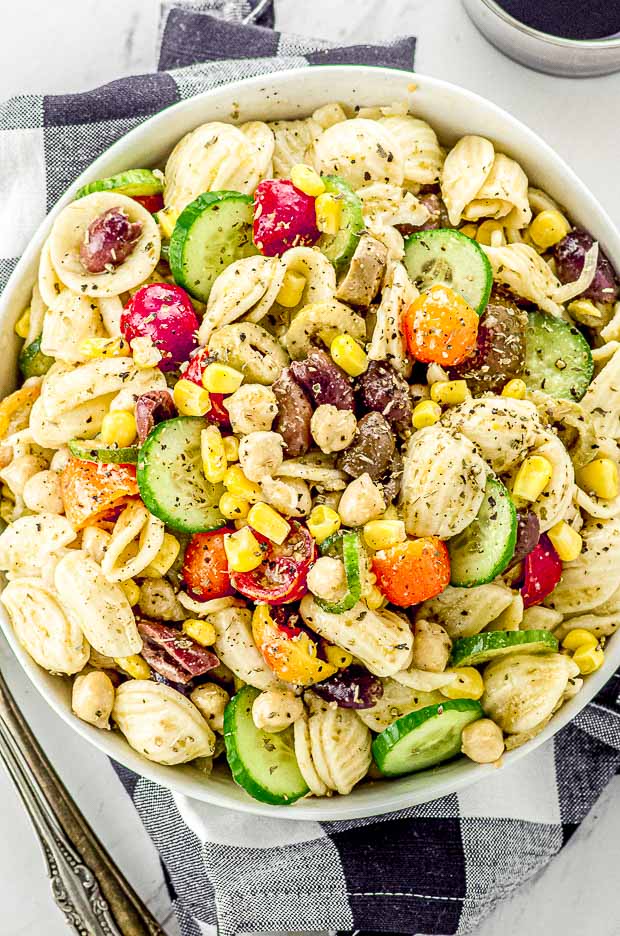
<box><xmin>474</xmin><ymin>0</ymin><xmax>620</xmax><ymax>50</ymax></box>
<box><xmin>2</xmin><ymin>63</ymin><xmax>620</xmax><ymax>820</ymax></box>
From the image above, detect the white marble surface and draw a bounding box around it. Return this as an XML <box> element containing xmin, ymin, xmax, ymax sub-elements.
<box><xmin>0</xmin><ymin>1</ymin><xmax>619</xmax><ymax>935</ymax></box>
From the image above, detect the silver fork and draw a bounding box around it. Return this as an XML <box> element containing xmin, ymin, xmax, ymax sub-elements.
<box><xmin>0</xmin><ymin>668</ymin><xmax>167</xmax><ymax>935</ymax></box>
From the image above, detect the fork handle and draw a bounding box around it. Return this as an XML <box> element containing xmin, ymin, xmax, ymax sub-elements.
<box><xmin>0</xmin><ymin>668</ymin><xmax>167</xmax><ymax>935</ymax></box>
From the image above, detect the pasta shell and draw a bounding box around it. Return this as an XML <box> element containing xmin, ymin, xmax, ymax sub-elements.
<box><xmin>441</xmin><ymin>397</ymin><xmax>543</xmax><ymax>473</ymax></box>
<box><xmin>462</xmin><ymin>153</ymin><xmax>531</xmax><ymax>227</ymax></box>
<box><xmin>240</xmin><ymin>121</ymin><xmax>275</xmax><ymax>180</ymax></box>
<box><xmin>379</xmin><ymin>116</ymin><xmax>444</xmax><ymax>186</ymax></box>
<box><xmin>208</xmin><ymin>606</ymin><xmax>282</xmax><ymax>690</ymax></box>
<box><xmin>271</xmin><ymin>247</ymin><xmax>337</xmax><ymax>316</ymax></box>
<box><xmin>441</xmin><ymin>135</ymin><xmax>495</xmax><ymax>226</ymax></box>
<box><xmin>518</xmin><ymin>432</ymin><xmax>574</xmax><ymax>532</ymax></box>
<box><xmin>306</xmin><ymin>701</ymin><xmax>371</xmax><ymax>795</ymax></box>
<box><xmin>27</xmin><ymin>283</ymin><xmax>47</xmax><ymax>346</ymax></box>
<box><xmin>29</xmin><ymin>393</ymin><xmax>115</xmax><ymax>449</ymax></box>
<box><xmin>1</xmin><ymin>577</ymin><xmax>89</xmax><ymax>674</ymax></box>
<box><xmin>54</xmin><ymin>550</ymin><xmax>141</xmax><ymax>657</ymax></box>
<box><xmin>100</xmin><ymin>501</ymin><xmax>165</xmax><ymax>583</ymax></box>
<box><xmin>293</xmin><ymin>714</ymin><xmax>328</xmax><ymax>796</ymax></box>
<box><xmin>268</xmin><ymin>116</ymin><xmax>323</xmax><ymax>178</ymax></box>
<box><xmin>400</xmin><ymin>426</ymin><xmax>488</xmax><ymax>537</ymax></box>
<box><xmin>198</xmin><ymin>256</ymin><xmax>282</xmax><ymax>344</ymax></box>
<box><xmin>482</xmin><ymin>652</ymin><xmax>579</xmax><ymax>734</ymax></box>
<box><xmin>544</xmin><ymin>514</ymin><xmax>620</xmax><ymax>615</ymax></box>
<box><xmin>40</xmin><ymin>357</ymin><xmax>143</xmax><ymax>419</ymax></box>
<box><xmin>41</xmin><ymin>290</ymin><xmax>106</xmax><ymax>363</ymax></box>
<box><xmin>481</xmin><ymin>244</ymin><xmax>563</xmax><ymax>316</ymax></box>
<box><xmin>285</xmin><ymin>300</ymin><xmax>365</xmax><ymax>360</ymax></box>
<box><xmin>357</xmin><ymin>678</ymin><xmax>443</xmax><ymax>732</ymax></box>
<box><xmin>418</xmin><ymin>583</ymin><xmax>514</xmax><ymax>638</ymax></box>
<box><xmin>367</xmin><ymin>261</ymin><xmax>417</xmax><ymax>377</ymax></box>
<box><xmin>208</xmin><ymin>322</ymin><xmax>289</xmax><ymax>385</ymax></box>
<box><xmin>581</xmin><ymin>344</ymin><xmax>620</xmax><ymax>439</ymax></box>
<box><xmin>113</xmin><ymin>680</ymin><xmax>215</xmax><ymax>766</ymax></box>
<box><xmin>392</xmin><ymin>667</ymin><xmax>457</xmax><ymax>692</ymax></box>
<box><xmin>314</xmin><ymin>118</ymin><xmax>404</xmax><ymax>189</ymax></box>
<box><xmin>0</xmin><ymin>513</ymin><xmax>76</xmax><ymax>577</ymax></box>
<box><xmin>38</xmin><ymin>238</ymin><xmax>65</xmax><ymax>309</ymax></box>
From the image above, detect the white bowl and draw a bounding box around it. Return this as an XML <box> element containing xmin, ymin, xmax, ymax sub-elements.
<box><xmin>2</xmin><ymin>66</ymin><xmax>619</xmax><ymax>821</ymax></box>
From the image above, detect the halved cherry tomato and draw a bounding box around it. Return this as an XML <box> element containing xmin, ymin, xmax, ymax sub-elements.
<box><xmin>231</xmin><ymin>521</ymin><xmax>316</xmax><ymax>605</ymax></box>
<box><xmin>251</xmin><ymin>604</ymin><xmax>337</xmax><ymax>686</ymax></box>
<box><xmin>60</xmin><ymin>458</ymin><xmax>139</xmax><ymax>530</ymax></box>
<box><xmin>521</xmin><ymin>534</ymin><xmax>562</xmax><ymax>608</ymax></box>
<box><xmin>253</xmin><ymin>179</ymin><xmax>319</xmax><ymax>256</ymax></box>
<box><xmin>372</xmin><ymin>536</ymin><xmax>451</xmax><ymax>607</ymax></box>
<box><xmin>181</xmin><ymin>347</ymin><xmax>231</xmax><ymax>428</ymax></box>
<box><xmin>182</xmin><ymin>529</ymin><xmax>234</xmax><ymax>601</ymax></box>
<box><xmin>121</xmin><ymin>283</ymin><xmax>199</xmax><ymax>371</ymax></box>
<box><xmin>133</xmin><ymin>193</ymin><xmax>165</xmax><ymax>214</ymax></box>
<box><xmin>403</xmin><ymin>284</ymin><xmax>478</xmax><ymax>366</ymax></box>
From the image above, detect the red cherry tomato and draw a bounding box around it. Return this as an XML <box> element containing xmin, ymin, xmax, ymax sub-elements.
<box><xmin>253</xmin><ymin>179</ymin><xmax>320</xmax><ymax>257</ymax></box>
<box><xmin>182</xmin><ymin>529</ymin><xmax>234</xmax><ymax>601</ymax></box>
<box><xmin>231</xmin><ymin>521</ymin><xmax>316</xmax><ymax>605</ymax></box>
<box><xmin>180</xmin><ymin>347</ymin><xmax>231</xmax><ymax>428</ymax></box>
<box><xmin>121</xmin><ymin>283</ymin><xmax>198</xmax><ymax>371</ymax></box>
<box><xmin>132</xmin><ymin>193</ymin><xmax>164</xmax><ymax>214</ymax></box>
<box><xmin>520</xmin><ymin>534</ymin><xmax>562</xmax><ymax>608</ymax></box>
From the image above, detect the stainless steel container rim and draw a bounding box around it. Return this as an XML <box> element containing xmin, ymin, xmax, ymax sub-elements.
<box><xmin>477</xmin><ymin>0</ymin><xmax>620</xmax><ymax>50</ymax></box>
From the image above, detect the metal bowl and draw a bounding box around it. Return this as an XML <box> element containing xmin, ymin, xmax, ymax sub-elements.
<box><xmin>463</xmin><ymin>0</ymin><xmax>620</xmax><ymax>77</ymax></box>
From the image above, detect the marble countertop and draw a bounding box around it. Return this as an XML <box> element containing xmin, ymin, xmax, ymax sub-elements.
<box><xmin>1</xmin><ymin>1</ymin><xmax>619</xmax><ymax>934</ymax></box>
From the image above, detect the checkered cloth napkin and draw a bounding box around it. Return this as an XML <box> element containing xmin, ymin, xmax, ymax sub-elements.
<box><xmin>1</xmin><ymin>2</ymin><xmax>620</xmax><ymax>934</ymax></box>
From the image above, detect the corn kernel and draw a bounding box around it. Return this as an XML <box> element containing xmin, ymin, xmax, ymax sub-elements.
<box><xmin>276</xmin><ymin>270</ymin><xmax>307</xmax><ymax>308</ymax></box>
<box><xmin>100</xmin><ymin>410</ymin><xmax>137</xmax><ymax>447</ymax></box>
<box><xmin>115</xmin><ymin>655</ymin><xmax>151</xmax><ymax>680</ymax></box>
<box><xmin>440</xmin><ymin>667</ymin><xmax>484</xmax><ymax>700</ymax></box>
<box><xmin>201</xmin><ymin>425</ymin><xmax>227</xmax><ymax>484</ymax></box>
<box><xmin>183</xmin><ymin>618</ymin><xmax>217</xmax><ymax>647</ymax></box>
<box><xmin>562</xmin><ymin>628</ymin><xmax>599</xmax><ymax>652</ymax></box>
<box><xmin>567</xmin><ymin>299</ymin><xmax>602</xmax><ymax>321</ymax></box>
<box><xmin>307</xmin><ymin>505</ymin><xmax>341</xmax><ymax>543</ymax></box>
<box><xmin>572</xmin><ymin>644</ymin><xmax>605</xmax><ymax>675</ymax></box>
<box><xmin>330</xmin><ymin>333</ymin><xmax>368</xmax><ymax>377</ymax></box>
<box><xmin>547</xmin><ymin>521</ymin><xmax>583</xmax><ymax>562</ymax></box>
<box><xmin>202</xmin><ymin>362</ymin><xmax>244</xmax><ymax>394</ymax></box>
<box><xmin>247</xmin><ymin>502</ymin><xmax>290</xmax><ymax>545</ymax></box>
<box><xmin>80</xmin><ymin>336</ymin><xmax>131</xmax><ymax>359</ymax></box>
<box><xmin>577</xmin><ymin>458</ymin><xmax>619</xmax><ymax>501</ymax></box>
<box><xmin>502</xmin><ymin>378</ymin><xmax>527</xmax><ymax>400</ymax></box>
<box><xmin>223</xmin><ymin>526</ymin><xmax>264</xmax><ymax>572</ymax></box>
<box><xmin>529</xmin><ymin>209</ymin><xmax>571</xmax><ymax>250</ymax></box>
<box><xmin>222</xmin><ymin>434</ymin><xmax>239</xmax><ymax>462</ymax></box>
<box><xmin>173</xmin><ymin>378</ymin><xmax>211</xmax><ymax>417</ymax></box>
<box><xmin>14</xmin><ymin>308</ymin><xmax>30</xmax><ymax>339</ymax></box>
<box><xmin>130</xmin><ymin>335</ymin><xmax>162</xmax><ymax>368</ymax></box>
<box><xmin>512</xmin><ymin>455</ymin><xmax>553</xmax><ymax>502</ymax></box>
<box><xmin>120</xmin><ymin>579</ymin><xmax>140</xmax><ymax>606</ymax></box>
<box><xmin>363</xmin><ymin>519</ymin><xmax>406</xmax><ymax>551</ymax></box>
<box><xmin>412</xmin><ymin>399</ymin><xmax>442</xmax><ymax>429</ymax></box>
<box><xmin>141</xmin><ymin>533</ymin><xmax>181</xmax><ymax>577</ymax></box>
<box><xmin>290</xmin><ymin>163</ymin><xmax>326</xmax><ymax>197</ymax></box>
<box><xmin>323</xmin><ymin>645</ymin><xmax>353</xmax><ymax>669</ymax></box>
<box><xmin>219</xmin><ymin>492</ymin><xmax>250</xmax><ymax>520</ymax></box>
<box><xmin>460</xmin><ymin>224</ymin><xmax>478</xmax><ymax>239</ymax></box>
<box><xmin>430</xmin><ymin>380</ymin><xmax>469</xmax><ymax>406</ymax></box>
<box><xmin>364</xmin><ymin>585</ymin><xmax>386</xmax><ymax>610</ymax></box>
<box><xmin>223</xmin><ymin>465</ymin><xmax>263</xmax><ymax>504</ymax></box>
<box><xmin>157</xmin><ymin>208</ymin><xmax>177</xmax><ymax>239</ymax></box>
<box><xmin>475</xmin><ymin>220</ymin><xmax>505</xmax><ymax>247</ymax></box>
<box><xmin>315</xmin><ymin>192</ymin><xmax>342</xmax><ymax>236</ymax></box>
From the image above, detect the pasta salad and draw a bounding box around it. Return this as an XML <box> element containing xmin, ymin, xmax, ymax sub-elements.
<box><xmin>1</xmin><ymin>100</ymin><xmax>619</xmax><ymax>805</ymax></box>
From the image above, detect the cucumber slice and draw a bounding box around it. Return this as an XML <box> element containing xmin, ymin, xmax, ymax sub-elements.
<box><xmin>372</xmin><ymin>699</ymin><xmax>483</xmax><ymax>776</ymax></box>
<box><xmin>75</xmin><ymin>169</ymin><xmax>163</xmax><ymax>200</ymax></box>
<box><xmin>403</xmin><ymin>228</ymin><xmax>493</xmax><ymax>315</ymax></box>
<box><xmin>68</xmin><ymin>439</ymin><xmax>139</xmax><ymax>464</ymax></box>
<box><xmin>450</xmin><ymin>629</ymin><xmax>559</xmax><ymax>668</ymax></box>
<box><xmin>169</xmin><ymin>191</ymin><xmax>257</xmax><ymax>303</ymax></box>
<box><xmin>317</xmin><ymin>175</ymin><xmax>365</xmax><ymax>271</ymax></box>
<box><xmin>315</xmin><ymin>531</ymin><xmax>362</xmax><ymax>613</ymax></box>
<box><xmin>224</xmin><ymin>686</ymin><xmax>309</xmax><ymax>805</ymax></box>
<box><xmin>449</xmin><ymin>477</ymin><xmax>517</xmax><ymax>588</ymax></box>
<box><xmin>137</xmin><ymin>416</ymin><xmax>224</xmax><ymax>533</ymax></box>
<box><xmin>18</xmin><ymin>335</ymin><xmax>54</xmax><ymax>379</ymax></box>
<box><xmin>523</xmin><ymin>311</ymin><xmax>593</xmax><ymax>402</ymax></box>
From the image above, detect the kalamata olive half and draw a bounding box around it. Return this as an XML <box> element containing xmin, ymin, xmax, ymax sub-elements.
<box><xmin>80</xmin><ymin>207</ymin><xmax>142</xmax><ymax>274</ymax></box>
<box><xmin>135</xmin><ymin>389</ymin><xmax>176</xmax><ymax>443</ymax></box>
<box><xmin>449</xmin><ymin>293</ymin><xmax>527</xmax><ymax>393</ymax></box>
<box><xmin>356</xmin><ymin>359</ymin><xmax>413</xmax><ymax>435</ymax></box>
<box><xmin>290</xmin><ymin>349</ymin><xmax>355</xmax><ymax>411</ymax></box>
<box><xmin>272</xmin><ymin>368</ymin><xmax>313</xmax><ymax>457</ymax></box>
<box><xmin>509</xmin><ymin>510</ymin><xmax>540</xmax><ymax>569</ymax></box>
<box><xmin>312</xmin><ymin>666</ymin><xmax>384</xmax><ymax>709</ymax></box>
<box><xmin>339</xmin><ymin>411</ymin><xmax>395</xmax><ymax>481</ymax></box>
<box><xmin>396</xmin><ymin>192</ymin><xmax>450</xmax><ymax>236</ymax></box>
<box><xmin>554</xmin><ymin>229</ymin><xmax>619</xmax><ymax>304</ymax></box>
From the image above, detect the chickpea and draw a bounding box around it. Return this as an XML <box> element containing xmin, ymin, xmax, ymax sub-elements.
<box><xmin>71</xmin><ymin>671</ymin><xmax>115</xmax><ymax>730</ymax></box>
<box><xmin>260</xmin><ymin>476</ymin><xmax>312</xmax><ymax>517</ymax></box>
<box><xmin>50</xmin><ymin>447</ymin><xmax>71</xmax><ymax>474</ymax></box>
<box><xmin>238</xmin><ymin>431</ymin><xmax>284</xmax><ymax>482</ymax></box>
<box><xmin>411</xmin><ymin>619</ymin><xmax>452</xmax><ymax>673</ymax></box>
<box><xmin>338</xmin><ymin>473</ymin><xmax>386</xmax><ymax>527</ymax></box>
<box><xmin>0</xmin><ymin>454</ymin><xmax>48</xmax><ymax>498</ymax></box>
<box><xmin>22</xmin><ymin>469</ymin><xmax>64</xmax><ymax>514</ymax></box>
<box><xmin>138</xmin><ymin>578</ymin><xmax>187</xmax><ymax>621</ymax></box>
<box><xmin>461</xmin><ymin>718</ymin><xmax>505</xmax><ymax>764</ymax></box>
<box><xmin>224</xmin><ymin>384</ymin><xmax>277</xmax><ymax>434</ymax></box>
<box><xmin>310</xmin><ymin>404</ymin><xmax>357</xmax><ymax>454</ymax></box>
<box><xmin>81</xmin><ymin>526</ymin><xmax>112</xmax><ymax>564</ymax></box>
<box><xmin>251</xmin><ymin>689</ymin><xmax>304</xmax><ymax>733</ymax></box>
<box><xmin>190</xmin><ymin>683</ymin><xmax>230</xmax><ymax>734</ymax></box>
<box><xmin>306</xmin><ymin>556</ymin><xmax>347</xmax><ymax>603</ymax></box>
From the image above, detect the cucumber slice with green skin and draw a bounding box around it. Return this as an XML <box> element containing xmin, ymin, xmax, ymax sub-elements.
<box><xmin>68</xmin><ymin>439</ymin><xmax>139</xmax><ymax>464</ymax></box>
<box><xmin>224</xmin><ymin>686</ymin><xmax>309</xmax><ymax>805</ymax></box>
<box><xmin>372</xmin><ymin>699</ymin><xmax>483</xmax><ymax>776</ymax></box>
<box><xmin>450</xmin><ymin>629</ymin><xmax>559</xmax><ymax>668</ymax></box>
<box><xmin>403</xmin><ymin>228</ymin><xmax>493</xmax><ymax>315</ymax></box>
<box><xmin>18</xmin><ymin>335</ymin><xmax>54</xmax><ymax>379</ymax></box>
<box><xmin>318</xmin><ymin>175</ymin><xmax>365</xmax><ymax>271</ymax></box>
<box><xmin>523</xmin><ymin>310</ymin><xmax>593</xmax><ymax>402</ymax></box>
<box><xmin>449</xmin><ymin>477</ymin><xmax>517</xmax><ymax>588</ymax></box>
<box><xmin>137</xmin><ymin>416</ymin><xmax>225</xmax><ymax>533</ymax></box>
<box><xmin>316</xmin><ymin>531</ymin><xmax>362</xmax><ymax>613</ymax></box>
<box><xmin>169</xmin><ymin>191</ymin><xmax>257</xmax><ymax>303</ymax></box>
<box><xmin>75</xmin><ymin>169</ymin><xmax>163</xmax><ymax>200</ymax></box>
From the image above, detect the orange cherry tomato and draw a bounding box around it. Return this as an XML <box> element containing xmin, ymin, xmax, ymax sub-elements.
<box><xmin>372</xmin><ymin>537</ymin><xmax>451</xmax><ymax>607</ymax></box>
<box><xmin>182</xmin><ymin>529</ymin><xmax>234</xmax><ymax>601</ymax></box>
<box><xmin>60</xmin><ymin>458</ymin><xmax>139</xmax><ymax>530</ymax></box>
<box><xmin>251</xmin><ymin>605</ymin><xmax>337</xmax><ymax>686</ymax></box>
<box><xmin>403</xmin><ymin>284</ymin><xmax>478</xmax><ymax>366</ymax></box>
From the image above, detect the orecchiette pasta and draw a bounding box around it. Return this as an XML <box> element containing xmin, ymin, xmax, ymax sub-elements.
<box><xmin>441</xmin><ymin>397</ymin><xmax>544</xmax><ymax>473</ymax></box>
<box><xmin>100</xmin><ymin>502</ymin><xmax>166</xmax><ymax>582</ymax></box>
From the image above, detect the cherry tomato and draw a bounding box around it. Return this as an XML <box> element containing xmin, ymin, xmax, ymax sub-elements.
<box><xmin>181</xmin><ymin>347</ymin><xmax>231</xmax><ymax>428</ymax></box>
<box><xmin>520</xmin><ymin>534</ymin><xmax>562</xmax><ymax>608</ymax></box>
<box><xmin>132</xmin><ymin>193</ymin><xmax>165</xmax><ymax>214</ymax></box>
<box><xmin>253</xmin><ymin>179</ymin><xmax>319</xmax><ymax>256</ymax></box>
<box><xmin>121</xmin><ymin>283</ymin><xmax>199</xmax><ymax>371</ymax></box>
<box><xmin>231</xmin><ymin>521</ymin><xmax>316</xmax><ymax>605</ymax></box>
<box><xmin>60</xmin><ymin>458</ymin><xmax>138</xmax><ymax>531</ymax></box>
<box><xmin>403</xmin><ymin>284</ymin><xmax>479</xmax><ymax>366</ymax></box>
<box><xmin>251</xmin><ymin>604</ymin><xmax>337</xmax><ymax>686</ymax></box>
<box><xmin>372</xmin><ymin>536</ymin><xmax>451</xmax><ymax>607</ymax></box>
<box><xmin>182</xmin><ymin>529</ymin><xmax>234</xmax><ymax>601</ymax></box>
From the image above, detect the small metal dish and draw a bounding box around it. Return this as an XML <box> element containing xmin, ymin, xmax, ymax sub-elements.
<box><xmin>463</xmin><ymin>0</ymin><xmax>620</xmax><ymax>77</ymax></box>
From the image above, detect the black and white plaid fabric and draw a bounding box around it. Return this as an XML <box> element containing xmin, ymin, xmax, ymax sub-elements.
<box><xmin>0</xmin><ymin>3</ymin><xmax>619</xmax><ymax>934</ymax></box>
